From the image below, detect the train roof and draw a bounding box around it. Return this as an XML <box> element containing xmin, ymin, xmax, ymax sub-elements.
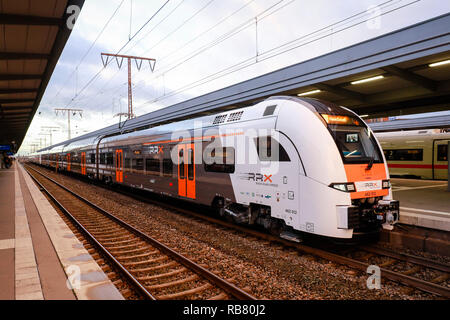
<box><xmin>376</xmin><ymin>129</ymin><xmax>450</xmax><ymax>141</ymax></box>
<box><xmin>37</xmin><ymin>96</ymin><xmax>356</xmax><ymax>153</ymax></box>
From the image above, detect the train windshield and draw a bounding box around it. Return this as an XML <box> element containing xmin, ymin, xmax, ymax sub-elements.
<box><xmin>328</xmin><ymin>125</ymin><xmax>383</xmax><ymax>164</ymax></box>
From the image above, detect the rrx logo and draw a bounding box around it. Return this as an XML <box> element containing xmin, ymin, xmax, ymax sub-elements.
<box><xmin>243</xmin><ymin>173</ymin><xmax>272</xmax><ymax>183</ymax></box>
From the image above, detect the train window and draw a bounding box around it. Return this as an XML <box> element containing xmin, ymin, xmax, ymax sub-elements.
<box><xmin>254</xmin><ymin>137</ymin><xmax>290</xmax><ymax>162</ymax></box>
<box><xmin>124</xmin><ymin>158</ymin><xmax>131</xmax><ymax>169</ymax></box>
<box><xmin>133</xmin><ymin>158</ymin><xmax>144</xmax><ymax>171</ymax></box>
<box><xmin>188</xmin><ymin>148</ymin><xmax>194</xmax><ymax>180</ymax></box>
<box><xmin>204</xmin><ymin>147</ymin><xmax>235</xmax><ymax>173</ymax></box>
<box><xmin>383</xmin><ymin>149</ymin><xmax>423</xmax><ymax>161</ymax></box>
<box><xmin>331</xmin><ymin>127</ymin><xmax>382</xmax><ymax>164</ymax></box>
<box><xmin>263</xmin><ymin>105</ymin><xmax>277</xmax><ymax>116</ymax></box>
<box><xmin>90</xmin><ymin>154</ymin><xmax>95</xmax><ymax>164</ymax></box>
<box><xmin>163</xmin><ymin>159</ymin><xmax>173</xmax><ymax>176</ymax></box>
<box><xmin>437</xmin><ymin>145</ymin><xmax>448</xmax><ymax>161</ymax></box>
<box><xmin>100</xmin><ymin>153</ymin><xmax>106</xmax><ymax>164</ymax></box>
<box><xmin>146</xmin><ymin>158</ymin><xmax>160</xmax><ymax>175</ymax></box>
<box><xmin>106</xmin><ymin>153</ymin><xmax>114</xmax><ymax>165</ymax></box>
<box><xmin>179</xmin><ymin>149</ymin><xmax>186</xmax><ymax>179</ymax></box>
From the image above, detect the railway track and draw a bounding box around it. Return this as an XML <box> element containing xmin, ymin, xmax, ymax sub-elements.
<box><xmin>24</xmin><ymin>164</ymin><xmax>256</xmax><ymax>300</ymax></box>
<box><xmin>27</xmin><ymin>163</ymin><xmax>450</xmax><ymax>299</ymax></box>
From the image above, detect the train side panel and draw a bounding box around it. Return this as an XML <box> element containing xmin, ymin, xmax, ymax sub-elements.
<box><xmin>377</xmin><ymin>130</ymin><xmax>449</xmax><ymax>180</ymax></box>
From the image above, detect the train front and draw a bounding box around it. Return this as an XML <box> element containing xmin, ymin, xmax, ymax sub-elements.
<box><xmin>276</xmin><ymin>97</ymin><xmax>399</xmax><ymax>240</ymax></box>
<box><xmin>307</xmin><ymin>98</ymin><xmax>400</xmax><ymax>238</ymax></box>
<box><xmin>322</xmin><ymin>111</ymin><xmax>400</xmax><ymax>237</ymax></box>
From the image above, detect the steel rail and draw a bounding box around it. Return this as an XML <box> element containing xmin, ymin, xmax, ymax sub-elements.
<box><xmin>88</xmin><ymin>172</ymin><xmax>450</xmax><ymax>298</ymax></box>
<box><xmin>25</xmin><ymin>164</ymin><xmax>256</xmax><ymax>300</ymax></box>
<box><xmin>358</xmin><ymin>245</ymin><xmax>450</xmax><ymax>273</ymax></box>
<box><xmin>25</xmin><ymin>165</ymin><xmax>156</xmax><ymax>300</ymax></box>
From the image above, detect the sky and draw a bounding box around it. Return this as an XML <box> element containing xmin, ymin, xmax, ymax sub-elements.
<box><xmin>19</xmin><ymin>0</ymin><xmax>450</xmax><ymax>154</ymax></box>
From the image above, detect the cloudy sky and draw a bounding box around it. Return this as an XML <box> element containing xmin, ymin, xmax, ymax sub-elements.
<box><xmin>20</xmin><ymin>0</ymin><xmax>450</xmax><ymax>154</ymax></box>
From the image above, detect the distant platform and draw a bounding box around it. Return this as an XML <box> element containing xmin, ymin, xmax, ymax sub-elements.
<box><xmin>391</xmin><ymin>178</ymin><xmax>450</xmax><ymax>232</ymax></box>
<box><xmin>0</xmin><ymin>163</ymin><xmax>123</xmax><ymax>300</ymax></box>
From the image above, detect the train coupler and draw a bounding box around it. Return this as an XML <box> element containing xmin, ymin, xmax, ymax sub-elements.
<box><xmin>377</xmin><ymin>200</ymin><xmax>400</xmax><ymax>230</ymax></box>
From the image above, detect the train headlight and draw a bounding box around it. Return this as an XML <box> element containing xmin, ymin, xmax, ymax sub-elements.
<box><xmin>382</xmin><ymin>179</ymin><xmax>391</xmax><ymax>189</ymax></box>
<box><xmin>329</xmin><ymin>182</ymin><xmax>356</xmax><ymax>192</ymax></box>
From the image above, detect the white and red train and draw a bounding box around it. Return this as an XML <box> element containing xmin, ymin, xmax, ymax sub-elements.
<box><xmin>29</xmin><ymin>97</ymin><xmax>399</xmax><ymax>240</ymax></box>
<box><xmin>376</xmin><ymin>129</ymin><xmax>449</xmax><ymax>180</ymax></box>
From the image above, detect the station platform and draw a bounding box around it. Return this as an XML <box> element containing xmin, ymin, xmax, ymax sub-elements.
<box><xmin>391</xmin><ymin>178</ymin><xmax>450</xmax><ymax>232</ymax></box>
<box><xmin>0</xmin><ymin>163</ymin><xmax>123</xmax><ymax>300</ymax></box>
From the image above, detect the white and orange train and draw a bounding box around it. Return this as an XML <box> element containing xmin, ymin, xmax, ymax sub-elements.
<box><xmin>376</xmin><ymin>129</ymin><xmax>449</xmax><ymax>180</ymax></box>
<box><xmin>30</xmin><ymin>97</ymin><xmax>399</xmax><ymax>241</ymax></box>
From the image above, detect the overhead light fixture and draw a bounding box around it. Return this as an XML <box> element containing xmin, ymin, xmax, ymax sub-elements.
<box><xmin>297</xmin><ymin>89</ymin><xmax>321</xmax><ymax>96</ymax></box>
<box><xmin>428</xmin><ymin>59</ymin><xmax>450</xmax><ymax>67</ymax></box>
<box><xmin>359</xmin><ymin>114</ymin><xmax>369</xmax><ymax>118</ymax></box>
<box><xmin>351</xmin><ymin>75</ymin><xmax>384</xmax><ymax>85</ymax></box>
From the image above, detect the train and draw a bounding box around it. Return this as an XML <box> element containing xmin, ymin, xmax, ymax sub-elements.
<box><xmin>376</xmin><ymin>129</ymin><xmax>449</xmax><ymax>180</ymax></box>
<box><xmin>29</xmin><ymin>96</ymin><xmax>399</xmax><ymax>241</ymax></box>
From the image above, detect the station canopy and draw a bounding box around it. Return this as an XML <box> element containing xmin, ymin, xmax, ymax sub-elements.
<box><xmin>0</xmin><ymin>0</ymin><xmax>84</xmax><ymax>153</ymax></box>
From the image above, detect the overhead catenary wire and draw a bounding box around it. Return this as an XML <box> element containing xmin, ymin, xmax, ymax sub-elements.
<box><xmin>63</xmin><ymin>0</ymin><xmax>172</xmax><ymax>109</ymax></box>
<box><xmin>64</xmin><ymin>0</ymin><xmax>269</xmax><ymax>110</ymax></box>
<box><xmin>127</xmin><ymin>0</ymin><xmax>291</xmax><ymax>99</ymax></box>
<box><xmin>62</xmin><ymin>0</ymin><xmax>419</xmax><ymax>119</ymax></box>
<box><xmin>63</xmin><ymin>0</ymin><xmax>193</xmax><ymax>109</ymax></box>
<box><xmin>51</xmin><ymin>0</ymin><xmax>126</xmax><ymax>103</ymax></box>
<box><xmin>136</xmin><ymin>0</ymin><xmax>420</xmax><ymax>108</ymax></box>
<box><xmin>76</xmin><ymin>0</ymin><xmax>187</xmax><ymax>105</ymax></box>
<box><xmin>135</xmin><ymin>0</ymin><xmax>391</xmax><ymax>83</ymax></box>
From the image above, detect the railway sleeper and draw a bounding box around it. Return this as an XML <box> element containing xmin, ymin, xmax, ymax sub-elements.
<box><xmin>95</xmin><ymin>234</ymin><xmax>133</xmax><ymax>241</ymax></box>
<box><xmin>89</xmin><ymin>226</ymin><xmax>124</xmax><ymax>233</ymax></box>
<box><xmin>401</xmin><ymin>266</ymin><xmax>421</xmax><ymax>276</ymax></box>
<box><xmin>378</xmin><ymin>259</ymin><xmax>398</xmax><ymax>268</ymax></box>
<box><xmin>95</xmin><ymin>232</ymin><xmax>132</xmax><ymax>240</ymax></box>
<box><xmin>100</xmin><ymin>237</ymin><xmax>139</xmax><ymax>246</ymax></box>
<box><xmin>208</xmin><ymin>292</ymin><xmax>229</xmax><ymax>300</ymax></box>
<box><xmin>123</xmin><ymin>256</ymin><xmax>169</xmax><ymax>268</ymax></box>
<box><xmin>105</xmin><ymin>241</ymin><xmax>147</xmax><ymax>250</ymax></box>
<box><xmin>145</xmin><ymin>275</ymin><xmax>199</xmax><ymax>290</ymax></box>
<box><xmin>110</xmin><ymin>246</ymin><xmax>154</xmax><ymax>255</ymax></box>
<box><xmin>155</xmin><ymin>283</ymin><xmax>212</xmax><ymax>300</ymax></box>
<box><xmin>115</xmin><ymin>250</ymin><xmax>160</xmax><ymax>261</ymax></box>
<box><xmin>91</xmin><ymin>228</ymin><xmax>125</xmax><ymax>236</ymax></box>
<box><xmin>431</xmin><ymin>273</ymin><xmax>449</xmax><ymax>284</ymax></box>
<box><xmin>137</xmin><ymin>267</ymin><xmax>187</xmax><ymax>282</ymax></box>
<box><xmin>130</xmin><ymin>261</ymin><xmax>178</xmax><ymax>274</ymax></box>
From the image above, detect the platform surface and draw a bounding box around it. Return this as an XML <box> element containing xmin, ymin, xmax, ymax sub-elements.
<box><xmin>0</xmin><ymin>163</ymin><xmax>123</xmax><ymax>300</ymax></box>
<box><xmin>391</xmin><ymin>178</ymin><xmax>450</xmax><ymax>232</ymax></box>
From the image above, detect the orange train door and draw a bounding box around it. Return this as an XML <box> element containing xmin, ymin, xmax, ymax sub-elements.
<box><xmin>81</xmin><ymin>152</ymin><xmax>86</xmax><ymax>175</ymax></box>
<box><xmin>67</xmin><ymin>153</ymin><xmax>71</xmax><ymax>171</ymax></box>
<box><xmin>115</xmin><ymin>149</ymin><xmax>123</xmax><ymax>183</ymax></box>
<box><xmin>177</xmin><ymin>143</ymin><xmax>195</xmax><ymax>199</ymax></box>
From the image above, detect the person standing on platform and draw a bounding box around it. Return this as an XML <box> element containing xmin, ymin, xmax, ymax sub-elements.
<box><xmin>0</xmin><ymin>152</ymin><xmax>5</xmax><ymax>169</ymax></box>
<box><xmin>4</xmin><ymin>154</ymin><xmax>11</xmax><ymax>169</ymax></box>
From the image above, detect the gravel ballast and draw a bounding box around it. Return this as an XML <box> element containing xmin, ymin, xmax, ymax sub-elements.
<box><xmin>29</xmin><ymin>165</ymin><xmax>443</xmax><ymax>300</ymax></box>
